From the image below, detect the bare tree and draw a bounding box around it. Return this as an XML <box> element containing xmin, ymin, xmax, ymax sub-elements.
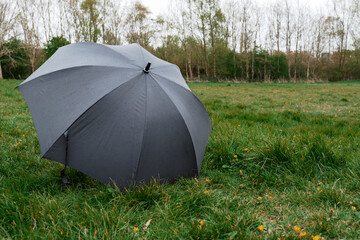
<box><xmin>269</xmin><ymin>0</ymin><xmax>283</xmax><ymax>76</ymax></box>
<box><xmin>284</xmin><ymin>0</ymin><xmax>293</xmax><ymax>80</ymax></box>
<box><xmin>38</xmin><ymin>0</ymin><xmax>54</xmax><ymax>43</ymax></box>
<box><xmin>332</xmin><ymin>0</ymin><xmax>354</xmax><ymax>72</ymax></box>
<box><xmin>293</xmin><ymin>0</ymin><xmax>306</xmax><ymax>80</ymax></box>
<box><xmin>0</xmin><ymin>1</ymin><xmax>18</xmax><ymax>79</ymax></box>
<box><xmin>102</xmin><ymin>0</ymin><xmax>125</xmax><ymax>45</ymax></box>
<box><xmin>251</xmin><ymin>5</ymin><xmax>261</xmax><ymax>81</ymax></box>
<box><xmin>224</xmin><ymin>0</ymin><xmax>240</xmax><ymax>79</ymax></box>
<box><xmin>239</xmin><ymin>0</ymin><xmax>251</xmax><ymax>80</ymax></box>
<box><xmin>168</xmin><ymin>0</ymin><xmax>195</xmax><ymax>79</ymax></box>
<box><xmin>17</xmin><ymin>0</ymin><xmax>41</xmax><ymax>73</ymax></box>
<box><xmin>193</xmin><ymin>0</ymin><xmax>210</xmax><ymax>77</ymax></box>
<box><xmin>206</xmin><ymin>0</ymin><xmax>225</xmax><ymax>78</ymax></box>
<box><xmin>61</xmin><ymin>0</ymin><xmax>83</xmax><ymax>42</ymax></box>
<box><xmin>351</xmin><ymin>0</ymin><xmax>360</xmax><ymax>49</ymax></box>
<box><xmin>125</xmin><ymin>1</ymin><xmax>153</xmax><ymax>47</ymax></box>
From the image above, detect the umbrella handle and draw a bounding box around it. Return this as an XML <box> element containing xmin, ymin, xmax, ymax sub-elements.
<box><xmin>61</xmin><ymin>167</ymin><xmax>70</xmax><ymax>185</ymax></box>
<box><xmin>61</xmin><ymin>131</ymin><xmax>70</xmax><ymax>185</ymax></box>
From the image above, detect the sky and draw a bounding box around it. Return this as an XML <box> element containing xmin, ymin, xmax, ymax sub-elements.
<box><xmin>141</xmin><ymin>0</ymin><xmax>330</xmax><ymax>17</ymax></box>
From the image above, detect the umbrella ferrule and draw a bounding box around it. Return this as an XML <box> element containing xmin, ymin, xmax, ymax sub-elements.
<box><xmin>143</xmin><ymin>62</ymin><xmax>151</xmax><ymax>73</ymax></box>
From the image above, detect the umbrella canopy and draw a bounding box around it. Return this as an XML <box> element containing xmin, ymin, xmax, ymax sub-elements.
<box><xmin>17</xmin><ymin>42</ymin><xmax>211</xmax><ymax>188</ymax></box>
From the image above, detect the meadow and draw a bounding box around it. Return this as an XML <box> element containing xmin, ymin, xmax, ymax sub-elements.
<box><xmin>1</xmin><ymin>79</ymin><xmax>360</xmax><ymax>239</ymax></box>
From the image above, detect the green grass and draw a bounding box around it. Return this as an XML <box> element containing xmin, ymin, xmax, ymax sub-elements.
<box><xmin>1</xmin><ymin>79</ymin><xmax>360</xmax><ymax>239</ymax></box>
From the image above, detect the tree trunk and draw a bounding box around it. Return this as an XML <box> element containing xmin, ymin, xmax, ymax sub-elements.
<box><xmin>245</xmin><ymin>45</ymin><xmax>249</xmax><ymax>80</ymax></box>
<box><xmin>200</xmin><ymin>17</ymin><xmax>209</xmax><ymax>77</ymax></box>
<box><xmin>233</xmin><ymin>47</ymin><xmax>236</xmax><ymax>79</ymax></box>
<box><xmin>252</xmin><ymin>39</ymin><xmax>256</xmax><ymax>81</ymax></box>
<box><xmin>276</xmin><ymin>11</ymin><xmax>281</xmax><ymax>76</ymax></box>
<box><xmin>294</xmin><ymin>53</ymin><xmax>297</xmax><ymax>80</ymax></box>
<box><xmin>197</xmin><ymin>65</ymin><xmax>200</xmax><ymax>80</ymax></box>
<box><xmin>288</xmin><ymin>59</ymin><xmax>291</xmax><ymax>80</ymax></box>
<box><xmin>264</xmin><ymin>54</ymin><xmax>267</xmax><ymax>82</ymax></box>
<box><xmin>0</xmin><ymin>62</ymin><xmax>3</xmax><ymax>80</ymax></box>
<box><xmin>212</xmin><ymin>42</ymin><xmax>216</xmax><ymax>78</ymax></box>
<box><xmin>251</xmin><ymin>50</ymin><xmax>255</xmax><ymax>81</ymax></box>
<box><xmin>294</xmin><ymin>34</ymin><xmax>298</xmax><ymax>80</ymax></box>
<box><xmin>187</xmin><ymin>52</ymin><xmax>193</xmax><ymax>79</ymax></box>
<box><xmin>306</xmin><ymin>55</ymin><xmax>310</xmax><ymax>80</ymax></box>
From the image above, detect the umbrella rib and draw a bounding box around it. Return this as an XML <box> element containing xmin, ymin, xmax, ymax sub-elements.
<box><xmin>150</xmin><ymin>63</ymin><xmax>180</xmax><ymax>70</ymax></box>
<box><xmin>18</xmin><ymin>65</ymin><xmax>137</xmax><ymax>87</ymax></box>
<box><xmin>149</xmin><ymin>75</ymin><xmax>199</xmax><ymax>174</ymax></box>
<box><xmin>40</xmin><ymin>72</ymin><xmax>143</xmax><ymax>159</ymax></box>
<box><xmin>134</xmin><ymin>74</ymin><xmax>148</xmax><ymax>181</ymax></box>
<box><xmin>102</xmin><ymin>44</ymin><xmax>143</xmax><ymax>68</ymax></box>
<box><xmin>135</xmin><ymin>43</ymin><xmax>146</xmax><ymax>64</ymax></box>
<box><xmin>150</xmin><ymin>72</ymin><xmax>191</xmax><ymax>91</ymax></box>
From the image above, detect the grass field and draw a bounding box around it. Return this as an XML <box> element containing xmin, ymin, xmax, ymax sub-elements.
<box><xmin>1</xmin><ymin>79</ymin><xmax>360</xmax><ymax>239</ymax></box>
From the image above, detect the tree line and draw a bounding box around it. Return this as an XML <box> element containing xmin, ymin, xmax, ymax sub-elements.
<box><xmin>1</xmin><ymin>0</ymin><xmax>360</xmax><ymax>82</ymax></box>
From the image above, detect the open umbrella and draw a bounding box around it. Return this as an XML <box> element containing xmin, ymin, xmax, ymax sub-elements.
<box><xmin>17</xmin><ymin>42</ymin><xmax>211</xmax><ymax>188</ymax></box>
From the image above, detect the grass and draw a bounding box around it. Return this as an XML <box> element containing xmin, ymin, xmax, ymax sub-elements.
<box><xmin>1</xmin><ymin>79</ymin><xmax>360</xmax><ymax>239</ymax></box>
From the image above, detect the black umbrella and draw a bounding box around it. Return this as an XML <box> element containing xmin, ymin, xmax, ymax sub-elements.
<box><xmin>17</xmin><ymin>42</ymin><xmax>212</xmax><ymax>188</ymax></box>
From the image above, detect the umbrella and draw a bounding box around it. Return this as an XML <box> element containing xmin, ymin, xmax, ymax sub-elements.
<box><xmin>17</xmin><ymin>42</ymin><xmax>212</xmax><ymax>188</ymax></box>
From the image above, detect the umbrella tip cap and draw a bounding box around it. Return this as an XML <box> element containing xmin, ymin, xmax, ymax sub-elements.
<box><xmin>143</xmin><ymin>62</ymin><xmax>151</xmax><ymax>73</ymax></box>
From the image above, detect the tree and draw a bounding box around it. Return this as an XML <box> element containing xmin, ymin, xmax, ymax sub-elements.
<box><xmin>17</xmin><ymin>0</ymin><xmax>42</xmax><ymax>73</ymax></box>
<box><xmin>102</xmin><ymin>0</ymin><xmax>125</xmax><ymax>45</ymax></box>
<box><xmin>193</xmin><ymin>0</ymin><xmax>210</xmax><ymax>77</ymax></box>
<box><xmin>269</xmin><ymin>0</ymin><xmax>283</xmax><ymax>77</ymax></box>
<box><xmin>0</xmin><ymin>1</ymin><xmax>18</xmax><ymax>79</ymax></box>
<box><xmin>43</xmin><ymin>36</ymin><xmax>70</xmax><ymax>60</ymax></box>
<box><xmin>125</xmin><ymin>2</ymin><xmax>153</xmax><ymax>47</ymax></box>
<box><xmin>284</xmin><ymin>0</ymin><xmax>293</xmax><ymax>80</ymax></box>
<box><xmin>207</xmin><ymin>0</ymin><xmax>226</xmax><ymax>78</ymax></box>
<box><xmin>80</xmin><ymin>0</ymin><xmax>101</xmax><ymax>42</ymax></box>
<box><xmin>168</xmin><ymin>0</ymin><xmax>197</xmax><ymax>79</ymax></box>
<box><xmin>0</xmin><ymin>38</ymin><xmax>30</xmax><ymax>79</ymax></box>
<box><xmin>224</xmin><ymin>0</ymin><xmax>240</xmax><ymax>79</ymax></box>
<box><xmin>239</xmin><ymin>0</ymin><xmax>252</xmax><ymax>80</ymax></box>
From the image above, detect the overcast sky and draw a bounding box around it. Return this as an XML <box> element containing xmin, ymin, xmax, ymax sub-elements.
<box><xmin>141</xmin><ymin>0</ymin><xmax>330</xmax><ymax>17</ymax></box>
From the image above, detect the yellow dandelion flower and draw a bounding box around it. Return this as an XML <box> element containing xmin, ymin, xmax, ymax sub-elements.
<box><xmin>257</xmin><ymin>197</ymin><xmax>262</xmax><ymax>201</ymax></box>
<box><xmin>250</xmin><ymin>197</ymin><xmax>254</xmax><ymax>201</ymax></box>
<box><xmin>199</xmin><ymin>220</ymin><xmax>204</xmax><ymax>226</ymax></box>
<box><xmin>205</xmin><ymin>178</ymin><xmax>210</xmax><ymax>183</ymax></box>
<box><xmin>239</xmin><ymin>170</ymin><xmax>243</xmax><ymax>175</ymax></box>
<box><xmin>334</xmin><ymin>114</ymin><xmax>337</xmax><ymax>117</ymax></box>
<box><xmin>258</xmin><ymin>225</ymin><xmax>264</xmax><ymax>231</ymax></box>
<box><xmin>351</xmin><ymin>206</ymin><xmax>356</xmax><ymax>210</ymax></box>
<box><xmin>133</xmin><ymin>227</ymin><xmax>138</xmax><ymax>232</ymax></box>
<box><xmin>312</xmin><ymin>235</ymin><xmax>320</xmax><ymax>240</ymax></box>
<box><xmin>234</xmin><ymin>155</ymin><xmax>237</xmax><ymax>158</ymax></box>
<box><xmin>244</xmin><ymin>148</ymin><xmax>248</xmax><ymax>152</ymax></box>
<box><xmin>19</xmin><ymin>139</ymin><xmax>22</xmax><ymax>142</ymax></box>
<box><xmin>293</xmin><ymin>226</ymin><xmax>301</xmax><ymax>233</ymax></box>
<box><xmin>299</xmin><ymin>231</ymin><xmax>307</xmax><ymax>237</ymax></box>
<box><xmin>22</xmin><ymin>134</ymin><xmax>25</xmax><ymax>137</ymax></box>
